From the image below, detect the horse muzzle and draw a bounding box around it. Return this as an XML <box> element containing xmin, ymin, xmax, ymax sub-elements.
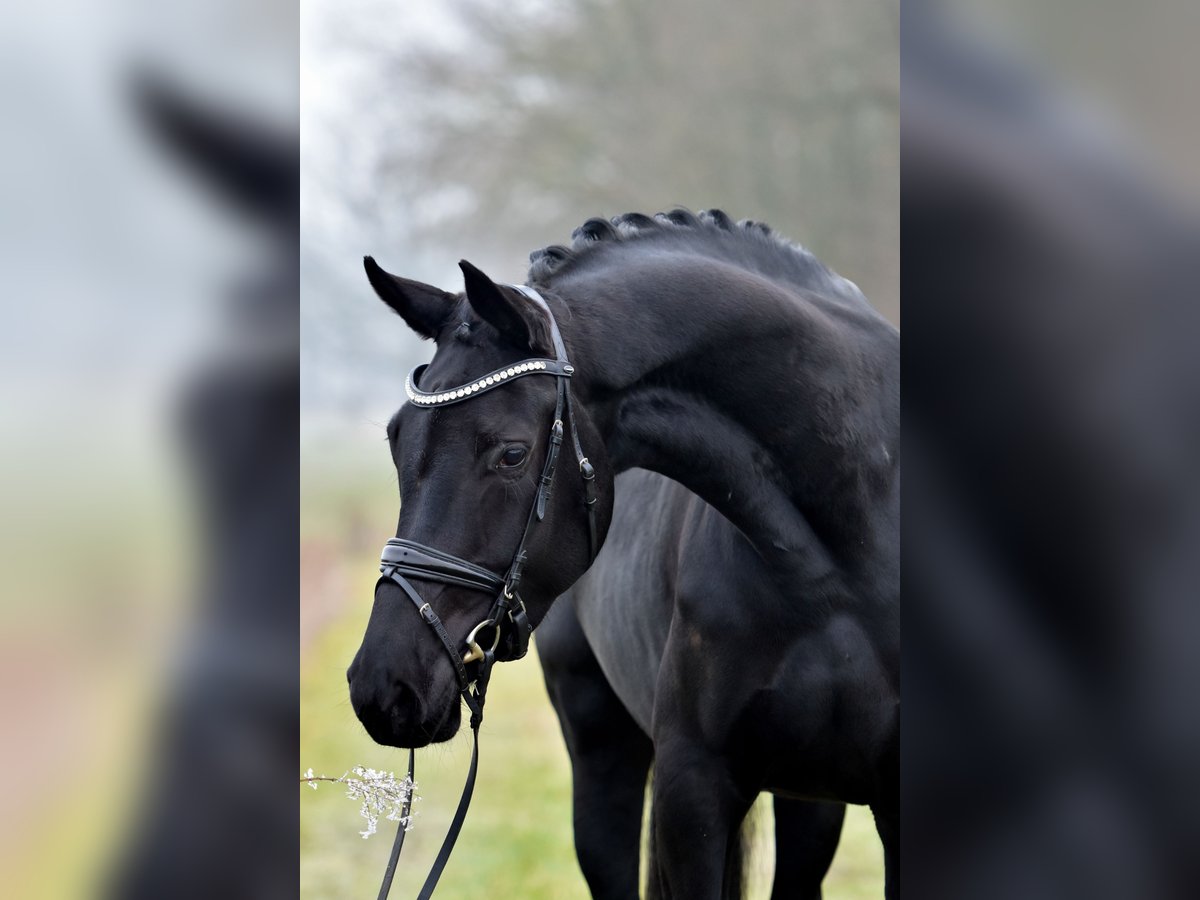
<box><xmin>347</xmin><ymin>657</ymin><xmax>463</xmax><ymax>748</ymax></box>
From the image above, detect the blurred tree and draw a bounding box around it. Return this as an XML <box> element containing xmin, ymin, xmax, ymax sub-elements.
<box><xmin>370</xmin><ymin>0</ymin><xmax>898</xmax><ymax>322</ymax></box>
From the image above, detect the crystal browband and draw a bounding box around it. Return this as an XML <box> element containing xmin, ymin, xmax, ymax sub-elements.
<box><xmin>404</xmin><ymin>358</ymin><xmax>575</xmax><ymax>407</ymax></box>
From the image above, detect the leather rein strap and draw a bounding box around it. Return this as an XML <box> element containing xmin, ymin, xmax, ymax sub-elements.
<box><xmin>374</xmin><ymin>284</ymin><xmax>596</xmax><ymax>899</ymax></box>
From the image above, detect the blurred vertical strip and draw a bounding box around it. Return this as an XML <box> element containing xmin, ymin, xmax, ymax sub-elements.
<box><xmin>0</xmin><ymin>1</ymin><xmax>297</xmax><ymax>897</ymax></box>
<box><xmin>904</xmin><ymin>2</ymin><xmax>1200</xmax><ymax>898</ymax></box>
<box><xmin>105</xmin><ymin>81</ymin><xmax>299</xmax><ymax>899</ymax></box>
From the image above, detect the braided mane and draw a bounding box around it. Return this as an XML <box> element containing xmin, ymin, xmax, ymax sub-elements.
<box><xmin>527</xmin><ymin>209</ymin><xmax>863</xmax><ymax>303</ymax></box>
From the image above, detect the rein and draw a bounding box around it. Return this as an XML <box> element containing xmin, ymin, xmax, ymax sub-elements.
<box><xmin>374</xmin><ymin>284</ymin><xmax>597</xmax><ymax>899</ymax></box>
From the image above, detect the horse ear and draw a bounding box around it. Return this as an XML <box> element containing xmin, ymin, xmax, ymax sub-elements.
<box><xmin>459</xmin><ymin>259</ymin><xmax>553</xmax><ymax>354</ymax></box>
<box><xmin>363</xmin><ymin>256</ymin><xmax>454</xmax><ymax>340</ymax></box>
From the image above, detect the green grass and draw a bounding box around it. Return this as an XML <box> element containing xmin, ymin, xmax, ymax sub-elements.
<box><xmin>300</xmin><ymin>564</ymin><xmax>884</xmax><ymax>899</ymax></box>
<box><xmin>301</xmin><ymin>564</ymin><xmax>584</xmax><ymax>899</ymax></box>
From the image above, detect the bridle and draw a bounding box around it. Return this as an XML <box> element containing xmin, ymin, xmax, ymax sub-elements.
<box><xmin>373</xmin><ymin>285</ymin><xmax>598</xmax><ymax>899</ymax></box>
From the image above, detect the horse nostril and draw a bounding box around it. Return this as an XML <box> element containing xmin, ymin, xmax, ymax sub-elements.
<box><xmin>389</xmin><ymin>680</ymin><xmax>420</xmax><ymax>718</ymax></box>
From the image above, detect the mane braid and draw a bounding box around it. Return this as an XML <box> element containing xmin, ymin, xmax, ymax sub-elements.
<box><xmin>527</xmin><ymin>208</ymin><xmax>864</xmax><ymax>305</ymax></box>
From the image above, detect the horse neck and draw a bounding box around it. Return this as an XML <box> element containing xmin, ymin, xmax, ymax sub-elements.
<box><xmin>556</xmin><ymin>256</ymin><xmax>900</xmax><ymax>589</ymax></box>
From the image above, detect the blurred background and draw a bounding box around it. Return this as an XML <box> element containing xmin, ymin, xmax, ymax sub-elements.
<box><xmin>0</xmin><ymin>0</ymin><xmax>297</xmax><ymax>897</ymax></box>
<box><xmin>300</xmin><ymin>0</ymin><xmax>896</xmax><ymax>896</ymax></box>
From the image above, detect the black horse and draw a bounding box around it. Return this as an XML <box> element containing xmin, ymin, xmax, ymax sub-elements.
<box><xmin>538</xmin><ymin>467</ymin><xmax>847</xmax><ymax>899</ymax></box>
<box><xmin>349</xmin><ymin>210</ymin><xmax>899</xmax><ymax>897</ymax></box>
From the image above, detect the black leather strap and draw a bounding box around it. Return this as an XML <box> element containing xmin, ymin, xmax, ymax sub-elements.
<box><xmin>562</xmin><ymin>387</ymin><xmax>599</xmax><ymax>559</ymax></box>
<box><xmin>416</xmin><ymin>722</ymin><xmax>477</xmax><ymax>899</ymax></box>
<box><xmin>534</xmin><ymin>418</ymin><xmax>564</xmax><ymax>520</ymax></box>
<box><xmin>410</xmin><ymin>722</ymin><xmax>480</xmax><ymax>900</ymax></box>
<box><xmin>381</xmin><ymin>571</ymin><xmax>471</xmax><ymax>690</ymax></box>
<box><xmin>373</xmin><ymin>573</ymin><xmax>496</xmax><ymax>900</ymax></box>
<box><xmin>414</xmin><ymin>650</ymin><xmax>491</xmax><ymax>900</ymax></box>
<box><xmin>382</xmin><ymin>539</ymin><xmax>505</xmax><ymax>594</ymax></box>
<box><xmin>375</xmin><ymin>647</ymin><xmax>493</xmax><ymax>900</ymax></box>
<box><xmin>376</xmin><ymin>747</ymin><xmax>415</xmax><ymax>900</ymax></box>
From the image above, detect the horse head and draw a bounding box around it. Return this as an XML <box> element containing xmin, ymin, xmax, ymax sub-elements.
<box><xmin>347</xmin><ymin>258</ymin><xmax>613</xmax><ymax>748</ymax></box>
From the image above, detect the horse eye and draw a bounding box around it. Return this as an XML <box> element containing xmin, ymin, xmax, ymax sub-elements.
<box><xmin>499</xmin><ymin>447</ymin><xmax>527</xmax><ymax>468</ymax></box>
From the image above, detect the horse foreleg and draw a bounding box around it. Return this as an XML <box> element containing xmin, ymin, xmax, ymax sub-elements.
<box><xmin>872</xmin><ymin>804</ymin><xmax>899</xmax><ymax>900</ymax></box>
<box><xmin>539</xmin><ymin>598</ymin><xmax>653</xmax><ymax>900</ymax></box>
<box><xmin>771</xmin><ymin>798</ymin><xmax>845</xmax><ymax>900</ymax></box>
<box><xmin>650</xmin><ymin>742</ymin><xmax>755</xmax><ymax>900</ymax></box>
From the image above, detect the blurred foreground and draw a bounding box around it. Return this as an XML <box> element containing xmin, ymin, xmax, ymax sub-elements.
<box><xmin>0</xmin><ymin>1</ymin><xmax>297</xmax><ymax>897</ymax></box>
<box><xmin>905</xmin><ymin>2</ymin><xmax>1200</xmax><ymax>897</ymax></box>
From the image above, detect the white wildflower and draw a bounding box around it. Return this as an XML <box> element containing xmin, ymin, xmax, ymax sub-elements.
<box><xmin>300</xmin><ymin>764</ymin><xmax>416</xmax><ymax>838</ymax></box>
